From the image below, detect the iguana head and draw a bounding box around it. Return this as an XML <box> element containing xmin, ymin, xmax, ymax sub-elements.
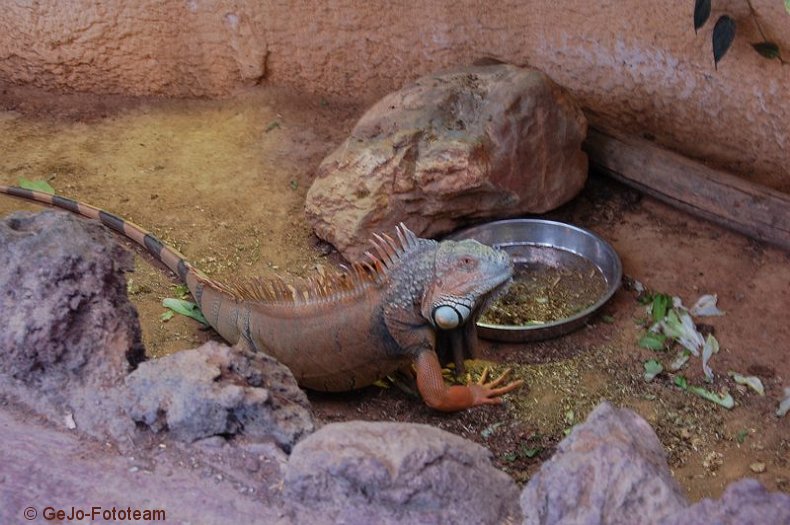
<box><xmin>421</xmin><ymin>239</ymin><xmax>513</xmax><ymax>330</ymax></box>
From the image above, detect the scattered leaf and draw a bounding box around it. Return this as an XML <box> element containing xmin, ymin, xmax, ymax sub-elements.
<box><xmin>712</xmin><ymin>15</ymin><xmax>737</xmax><ymax>68</ymax></box>
<box><xmin>690</xmin><ymin>294</ymin><xmax>725</xmax><ymax>316</ymax></box>
<box><xmin>735</xmin><ymin>429</ymin><xmax>749</xmax><ymax>444</ymax></box>
<box><xmin>661</xmin><ymin>308</ymin><xmax>703</xmax><ymax>355</ymax></box>
<box><xmin>18</xmin><ymin>178</ymin><xmax>55</xmax><ymax>194</ymax></box>
<box><xmin>162</xmin><ymin>298</ymin><xmax>208</xmax><ymax>325</ymax></box>
<box><xmin>160</xmin><ymin>310</ymin><xmax>175</xmax><ymax>322</ymax></box>
<box><xmin>265</xmin><ymin>120</ymin><xmax>280</xmax><ymax>132</ymax></box>
<box><xmin>481</xmin><ymin>422</ymin><xmax>504</xmax><ymax>439</ymax></box>
<box><xmin>701</xmin><ymin>334</ymin><xmax>720</xmax><ymax>382</ymax></box>
<box><xmin>661</xmin><ymin>308</ymin><xmax>705</xmax><ymax>356</ymax></box>
<box><xmin>520</xmin><ymin>445</ymin><xmax>542</xmax><ymax>458</ymax></box>
<box><xmin>601</xmin><ymin>314</ymin><xmax>615</xmax><ymax>324</ymax></box>
<box><xmin>670</xmin><ymin>350</ymin><xmax>691</xmax><ymax>371</ymax></box>
<box><xmin>502</xmin><ymin>452</ymin><xmax>517</xmax><ymax>462</ymax></box>
<box><xmin>671</xmin><ymin>296</ymin><xmax>685</xmax><ymax>309</ymax></box>
<box><xmin>752</xmin><ymin>41</ymin><xmax>781</xmax><ymax>60</ymax></box>
<box><xmin>639</xmin><ymin>332</ymin><xmax>668</xmax><ymax>351</ymax></box>
<box><xmin>676</xmin><ymin>374</ymin><xmax>732</xmax><ymax>408</ymax></box>
<box><xmin>729</xmin><ymin>372</ymin><xmax>765</xmax><ymax>396</ymax></box>
<box><xmin>637</xmin><ymin>295</ymin><xmax>653</xmax><ymax>305</ymax></box>
<box><xmin>688</xmin><ymin>384</ymin><xmax>735</xmax><ymax>409</ymax></box>
<box><xmin>777</xmin><ymin>387</ymin><xmax>790</xmax><ymax>417</ymax></box>
<box><xmin>644</xmin><ymin>359</ymin><xmax>664</xmax><ymax>382</ymax></box>
<box><xmin>650</xmin><ymin>293</ymin><xmax>672</xmax><ymax>323</ymax></box>
<box><xmin>694</xmin><ymin>0</ymin><xmax>711</xmax><ymax>32</ymax></box>
<box><xmin>289</xmin><ymin>179</ymin><xmax>299</xmax><ymax>190</ymax></box>
<box><xmin>372</xmin><ymin>379</ymin><xmax>391</xmax><ymax>389</ymax></box>
<box><xmin>564</xmin><ymin>409</ymin><xmax>575</xmax><ymax>426</ymax></box>
<box><xmin>171</xmin><ymin>283</ymin><xmax>190</xmax><ymax>299</ymax></box>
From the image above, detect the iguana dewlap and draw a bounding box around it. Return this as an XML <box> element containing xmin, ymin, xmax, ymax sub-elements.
<box><xmin>0</xmin><ymin>185</ymin><xmax>523</xmax><ymax>411</ymax></box>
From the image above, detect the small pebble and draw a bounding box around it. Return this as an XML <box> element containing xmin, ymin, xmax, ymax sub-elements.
<box><xmin>750</xmin><ymin>462</ymin><xmax>766</xmax><ymax>473</ymax></box>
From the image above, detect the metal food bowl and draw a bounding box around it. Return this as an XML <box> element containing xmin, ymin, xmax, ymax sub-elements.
<box><xmin>448</xmin><ymin>219</ymin><xmax>622</xmax><ymax>342</ymax></box>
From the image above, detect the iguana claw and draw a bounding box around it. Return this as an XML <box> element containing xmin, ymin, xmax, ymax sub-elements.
<box><xmin>415</xmin><ymin>351</ymin><xmax>524</xmax><ymax>411</ymax></box>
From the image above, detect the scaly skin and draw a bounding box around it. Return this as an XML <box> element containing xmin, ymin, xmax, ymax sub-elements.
<box><xmin>0</xmin><ymin>185</ymin><xmax>523</xmax><ymax>411</ymax></box>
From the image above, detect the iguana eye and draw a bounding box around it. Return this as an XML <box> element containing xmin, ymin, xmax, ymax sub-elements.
<box><xmin>461</xmin><ymin>257</ymin><xmax>473</xmax><ymax>265</ymax></box>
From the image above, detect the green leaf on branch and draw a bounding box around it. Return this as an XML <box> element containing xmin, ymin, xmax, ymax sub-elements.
<box><xmin>712</xmin><ymin>15</ymin><xmax>737</xmax><ymax>68</ymax></box>
<box><xmin>752</xmin><ymin>42</ymin><xmax>781</xmax><ymax>60</ymax></box>
<box><xmin>694</xmin><ymin>0</ymin><xmax>711</xmax><ymax>32</ymax></box>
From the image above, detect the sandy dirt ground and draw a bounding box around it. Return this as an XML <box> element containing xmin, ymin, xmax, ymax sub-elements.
<box><xmin>0</xmin><ymin>82</ymin><xmax>787</xmax><ymax>502</ymax></box>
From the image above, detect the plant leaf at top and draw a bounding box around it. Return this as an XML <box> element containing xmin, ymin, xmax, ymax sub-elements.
<box><xmin>694</xmin><ymin>0</ymin><xmax>711</xmax><ymax>32</ymax></box>
<box><xmin>752</xmin><ymin>42</ymin><xmax>781</xmax><ymax>60</ymax></box>
<box><xmin>712</xmin><ymin>16</ymin><xmax>737</xmax><ymax>68</ymax></box>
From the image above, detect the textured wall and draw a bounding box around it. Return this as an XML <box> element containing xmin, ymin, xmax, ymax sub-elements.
<box><xmin>1</xmin><ymin>1</ymin><xmax>788</xmax><ymax>190</ymax></box>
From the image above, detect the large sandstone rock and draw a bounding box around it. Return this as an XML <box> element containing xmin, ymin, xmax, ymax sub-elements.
<box><xmin>125</xmin><ymin>341</ymin><xmax>314</xmax><ymax>451</ymax></box>
<box><xmin>519</xmin><ymin>401</ymin><xmax>688</xmax><ymax>525</ymax></box>
<box><xmin>284</xmin><ymin>420</ymin><xmax>521</xmax><ymax>524</ymax></box>
<box><xmin>305</xmin><ymin>64</ymin><xmax>588</xmax><ymax>260</ymax></box>
<box><xmin>0</xmin><ymin>210</ymin><xmax>144</xmax><ymax>438</ymax></box>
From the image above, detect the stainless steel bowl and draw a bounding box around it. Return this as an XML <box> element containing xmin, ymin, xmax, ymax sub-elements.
<box><xmin>448</xmin><ymin>219</ymin><xmax>622</xmax><ymax>342</ymax></box>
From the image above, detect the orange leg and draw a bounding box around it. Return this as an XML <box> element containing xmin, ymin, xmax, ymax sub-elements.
<box><xmin>414</xmin><ymin>350</ymin><xmax>523</xmax><ymax>412</ymax></box>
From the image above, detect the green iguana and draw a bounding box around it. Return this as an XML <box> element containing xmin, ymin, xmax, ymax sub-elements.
<box><xmin>0</xmin><ymin>185</ymin><xmax>523</xmax><ymax>411</ymax></box>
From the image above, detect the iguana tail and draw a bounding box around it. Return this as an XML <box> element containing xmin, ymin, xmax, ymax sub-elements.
<box><xmin>0</xmin><ymin>185</ymin><xmax>241</xmax><ymax>343</ymax></box>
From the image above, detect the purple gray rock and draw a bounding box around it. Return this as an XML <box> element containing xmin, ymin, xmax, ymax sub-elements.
<box><xmin>519</xmin><ymin>401</ymin><xmax>688</xmax><ymax>525</ymax></box>
<box><xmin>0</xmin><ymin>210</ymin><xmax>144</xmax><ymax>438</ymax></box>
<box><xmin>0</xmin><ymin>408</ymin><xmax>291</xmax><ymax>525</ymax></box>
<box><xmin>124</xmin><ymin>341</ymin><xmax>314</xmax><ymax>451</ymax></box>
<box><xmin>284</xmin><ymin>420</ymin><xmax>521</xmax><ymax>525</ymax></box>
<box><xmin>305</xmin><ymin>63</ymin><xmax>588</xmax><ymax>261</ymax></box>
<box><xmin>659</xmin><ymin>478</ymin><xmax>790</xmax><ymax>525</ymax></box>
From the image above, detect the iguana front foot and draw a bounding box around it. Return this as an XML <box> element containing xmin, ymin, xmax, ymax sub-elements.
<box><xmin>414</xmin><ymin>351</ymin><xmax>524</xmax><ymax>412</ymax></box>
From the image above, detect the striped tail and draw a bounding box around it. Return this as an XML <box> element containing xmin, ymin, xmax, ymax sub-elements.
<box><xmin>0</xmin><ymin>185</ymin><xmax>242</xmax><ymax>343</ymax></box>
<box><xmin>0</xmin><ymin>185</ymin><xmax>206</xmax><ymax>282</ymax></box>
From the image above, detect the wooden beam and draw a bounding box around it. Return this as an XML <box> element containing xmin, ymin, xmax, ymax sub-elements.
<box><xmin>583</xmin><ymin>127</ymin><xmax>790</xmax><ymax>251</ymax></box>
